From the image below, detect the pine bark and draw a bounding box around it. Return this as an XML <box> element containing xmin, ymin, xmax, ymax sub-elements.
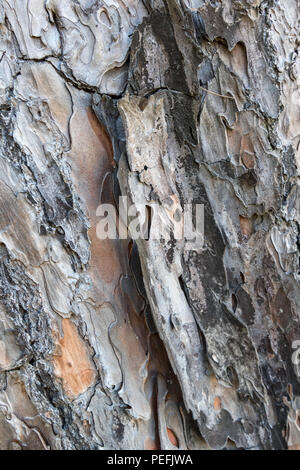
<box><xmin>0</xmin><ymin>0</ymin><xmax>299</xmax><ymax>450</ymax></box>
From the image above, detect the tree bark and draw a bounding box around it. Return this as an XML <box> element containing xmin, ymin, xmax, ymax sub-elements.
<box><xmin>0</xmin><ymin>0</ymin><xmax>299</xmax><ymax>450</ymax></box>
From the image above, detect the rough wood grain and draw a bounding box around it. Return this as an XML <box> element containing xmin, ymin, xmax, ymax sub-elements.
<box><xmin>0</xmin><ymin>0</ymin><xmax>299</xmax><ymax>450</ymax></box>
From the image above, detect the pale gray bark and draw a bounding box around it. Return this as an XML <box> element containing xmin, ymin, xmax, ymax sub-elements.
<box><xmin>0</xmin><ymin>0</ymin><xmax>299</xmax><ymax>450</ymax></box>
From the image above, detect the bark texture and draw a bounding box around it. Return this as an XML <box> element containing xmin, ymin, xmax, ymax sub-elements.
<box><xmin>0</xmin><ymin>0</ymin><xmax>299</xmax><ymax>450</ymax></box>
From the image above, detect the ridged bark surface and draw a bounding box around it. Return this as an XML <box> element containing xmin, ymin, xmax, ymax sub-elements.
<box><xmin>0</xmin><ymin>0</ymin><xmax>299</xmax><ymax>450</ymax></box>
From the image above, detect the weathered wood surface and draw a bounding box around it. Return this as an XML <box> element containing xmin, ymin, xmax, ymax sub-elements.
<box><xmin>0</xmin><ymin>0</ymin><xmax>299</xmax><ymax>450</ymax></box>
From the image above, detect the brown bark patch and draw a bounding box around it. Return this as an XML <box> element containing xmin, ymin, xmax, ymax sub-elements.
<box><xmin>271</xmin><ymin>287</ymin><xmax>292</xmax><ymax>331</ymax></box>
<box><xmin>241</xmin><ymin>152</ymin><xmax>255</xmax><ymax>169</ymax></box>
<box><xmin>53</xmin><ymin>319</ymin><xmax>96</xmax><ymax>398</ymax></box>
<box><xmin>167</xmin><ymin>428</ymin><xmax>179</xmax><ymax>447</ymax></box>
<box><xmin>70</xmin><ymin>104</ymin><xmax>120</xmax><ymax>285</ymax></box>
<box><xmin>213</xmin><ymin>396</ymin><xmax>222</xmax><ymax>410</ymax></box>
<box><xmin>144</xmin><ymin>437</ymin><xmax>159</xmax><ymax>450</ymax></box>
<box><xmin>239</xmin><ymin>215</ymin><xmax>253</xmax><ymax>239</ymax></box>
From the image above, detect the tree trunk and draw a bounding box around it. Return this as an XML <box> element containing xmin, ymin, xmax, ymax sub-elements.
<box><xmin>0</xmin><ymin>0</ymin><xmax>299</xmax><ymax>450</ymax></box>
